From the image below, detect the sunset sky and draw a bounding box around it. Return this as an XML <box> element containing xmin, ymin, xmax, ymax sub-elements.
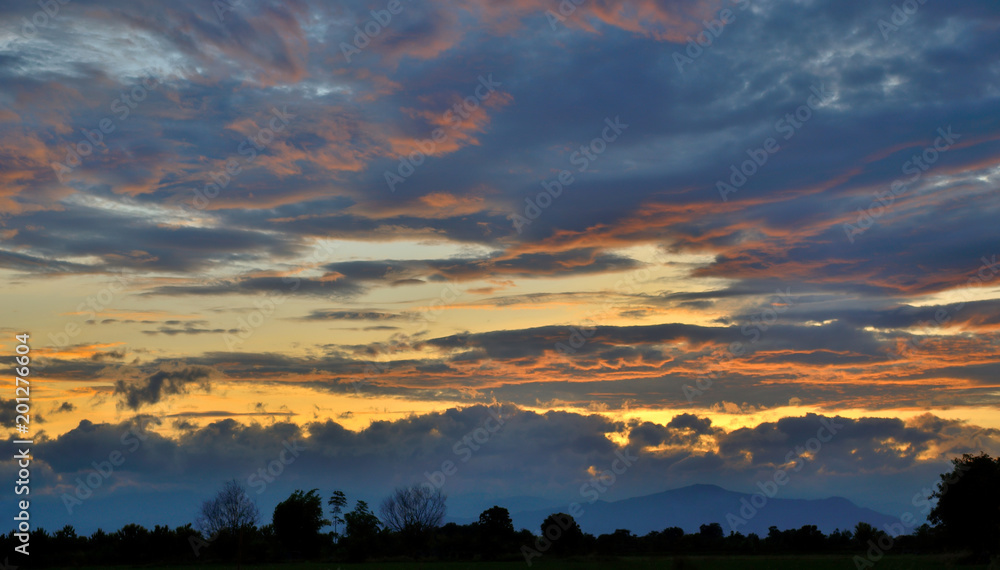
<box><xmin>2</xmin><ymin>0</ymin><xmax>1000</xmax><ymax>534</ymax></box>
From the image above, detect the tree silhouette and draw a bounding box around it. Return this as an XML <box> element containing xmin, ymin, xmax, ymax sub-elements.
<box><xmin>699</xmin><ymin>522</ymin><xmax>724</xmax><ymax>540</ymax></box>
<box><xmin>195</xmin><ymin>479</ymin><xmax>259</xmax><ymax>563</ymax></box>
<box><xmin>344</xmin><ymin>500</ymin><xmax>381</xmax><ymax>538</ymax></box>
<box><xmin>540</xmin><ymin>512</ymin><xmax>586</xmax><ymax>556</ymax></box>
<box><xmin>379</xmin><ymin>485</ymin><xmax>447</xmax><ymax>534</ymax></box>
<box><xmin>928</xmin><ymin>452</ymin><xmax>1000</xmax><ymax>557</ymax></box>
<box><xmin>380</xmin><ymin>485</ymin><xmax>446</xmax><ymax>557</ymax></box>
<box><xmin>272</xmin><ymin>489</ymin><xmax>329</xmax><ymax>557</ymax></box>
<box><xmin>342</xmin><ymin>500</ymin><xmax>381</xmax><ymax>561</ymax></box>
<box><xmin>33</xmin><ymin>463</ymin><xmax>1000</xmax><ymax>565</ymax></box>
<box><xmin>852</xmin><ymin>522</ymin><xmax>887</xmax><ymax>549</ymax></box>
<box><xmin>477</xmin><ymin>505</ymin><xmax>515</xmax><ymax>559</ymax></box>
<box><xmin>596</xmin><ymin>528</ymin><xmax>637</xmax><ymax>555</ymax></box>
<box><xmin>328</xmin><ymin>490</ymin><xmax>347</xmax><ymax>542</ymax></box>
<box><xmin>196</xmin><ymin>479</ymin><xmax>260</xmax><ymax>538</ymax></box>
<box><xmin>479</xmin><ymin>505</ymin><xmax>514</xmax><ymax>533</ymax></box>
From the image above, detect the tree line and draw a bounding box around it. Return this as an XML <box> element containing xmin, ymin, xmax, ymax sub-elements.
<box><xmin>4</xmin><ymin>452</ymin><xmax>997</xmax><ymax>566</ymax></box>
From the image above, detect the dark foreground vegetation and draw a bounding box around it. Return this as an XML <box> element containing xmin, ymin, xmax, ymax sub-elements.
<box><xmin>29</xmin><ymin>555</ymin><xmax>1000</xmax><ymax>570</ymax></box>
<box><xmin>5</xmin><ymin>453</ymin><xmax>997</xmax><ymax>568</ymax></box>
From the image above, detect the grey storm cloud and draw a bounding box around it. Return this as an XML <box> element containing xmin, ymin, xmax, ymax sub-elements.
<box><xmin>667</xmin><ymin>413</ymin><xmax>716</xmax><ymax>435</ymax></box>
<box><xmin>113</xmin><ymin>364</ymin><xmax>216</xmax><ymax>410</ymax></box>
<box><xmin>7</xmin><ymin>406</ymin><xmax>1000</xmax><ymax>534</ymax></box>
<box><xmin>0</xmin><ymin>399</ymin><xmax>41</xmax><ymax>428</ymax></box>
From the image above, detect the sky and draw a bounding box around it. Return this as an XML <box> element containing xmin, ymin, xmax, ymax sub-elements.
<box><xmin>1</xmin><ymin>0</ymin><xmax>1000</xmax><ymax>534</ymax></box>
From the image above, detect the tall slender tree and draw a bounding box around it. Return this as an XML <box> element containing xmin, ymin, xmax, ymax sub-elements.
<box><xmin>328</xmin><ymin>490</ymin><xmax>347</xmax><ymax>542</ymax></box>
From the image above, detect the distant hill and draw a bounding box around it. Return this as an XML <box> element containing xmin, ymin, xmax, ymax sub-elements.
<box><xmin>507</xmin><ymin>484</ymin><xmax>902</xmax><ymax>536</ymax></box>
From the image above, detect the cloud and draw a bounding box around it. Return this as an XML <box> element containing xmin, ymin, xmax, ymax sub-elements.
<box><xmin>9</xmin><ymin>406</ymin><xmax>1000</xmax><ymax>534</ymax></box>
<box><xmin>141</xmin><ymin>320</ymin><xmax>239</xmax><ymax>335</ymax></box>
<box><xmin>113</xmin><ymin>363</ymin><xmax>216</xmax><ymax>410</ymax></box>
<box><xmin>2</xmin><ymin>0</ymin><xmax>1000</xmax><ymax>536</ymax></box>
<box><xmin>147</xmin><ymin>275</ymin><xmax>364</xmax><ymax>298</ymax></box>
<box><xmin>0</xmin><ymin>398</ymin><xmax>43</xmax><ymax>427</ymax></box>
<box><xmin>299</xmin><ymin>310</ymin><xmax>405</xmax><ymax>321</ymax></box>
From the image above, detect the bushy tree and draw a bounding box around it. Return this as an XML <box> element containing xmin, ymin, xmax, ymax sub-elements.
<box><xmin>699</xmin><ymin>522</ymin><xmax>724</xmax><ymax>540</ymax></box>
<box><xmin>272</xmin><ymin>489</ymin><xmax>329</xmax><ymax>557</ymax></box>
<box><xmin>539</xmin><ymin>512</ymin><xmax>586</xmax><ymax>556</ymax></box>
<box><xmin>343</xmin><ymin>500</ymin><xmax>381</xmax><ymax>561</ymax></box>
<box><xmin>596</xmin><ymin>528</ymin><xmax>638</xmax><ymax>555</ymax></box>
<box><xmin>928</xmin><ymin>452</ymin><xmax>1000</xmax><ymax>557</ymax></box>
<box><xmin>786</xmin><ymin>525</ymin><xmax>826</xmax><ymax>552</ymax></box>
<box><xmin>477</xmin><ymin>505</ymin><xmax>515</xmax><ymax>559</ymax></box>
<box><xmin>853</xmin><ymin>522</ymin><xmax>888</xmax><ymax>551</ymax></box>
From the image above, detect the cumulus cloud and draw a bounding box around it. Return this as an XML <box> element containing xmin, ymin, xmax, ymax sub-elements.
<box><xmin>7</xmin><ymin>406</ymin><xmax>1000</xmax><ymax>533</ymax></box>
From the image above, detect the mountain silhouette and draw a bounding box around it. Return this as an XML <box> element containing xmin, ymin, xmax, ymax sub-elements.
<box><xmin>507</xmin><ymin>484</ymin><xmax>901</xmax><ymax>536</ymax></box>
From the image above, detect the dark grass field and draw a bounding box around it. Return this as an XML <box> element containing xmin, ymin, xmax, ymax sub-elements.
<box><xmin>50</xmin><ymin>554</ymin><xmax>997</xmax><ymax>570</ymax></box>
